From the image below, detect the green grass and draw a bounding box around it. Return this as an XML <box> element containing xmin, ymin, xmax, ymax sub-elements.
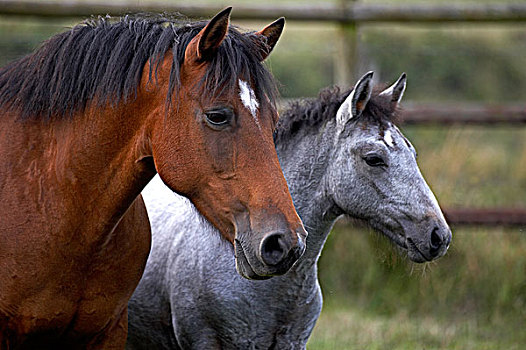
<box><xmin>309</xmin><ymin>305</ymin><xmax>525</xmax><ymax>350</ymax></box>
<box><xmin>308</xmin><ymin>224</ymin><xmax>526</xmax><ymax>349</ymax></box>
<box><xmin>404</xmin><ymin>125</ymin><xmax>526</xmax><ymax>208</ymax></box>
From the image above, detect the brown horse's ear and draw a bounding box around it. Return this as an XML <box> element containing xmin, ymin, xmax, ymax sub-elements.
<box><xmin>185</xmin><ymin>7</ymin><xmax>232</xmax><ymax>62</ymax></box>
<box><xmin>254</xmin><ymin>17</ymin><xmax>285</xmax><ymax>61</ymax></box>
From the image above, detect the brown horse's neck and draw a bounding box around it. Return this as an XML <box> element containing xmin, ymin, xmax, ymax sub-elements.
<box><xmin>0</xmin><ymin>92</ymin><xmax>157</xmax><ymax>243</ymax></box>
<box><xmin>0</xmin><ymin>91</ymin><xmax>158</xmax><ymax>346</ymax></box>
<box><xmin>67</xmin><ymin>99</ymin><xmax>158</xmax><ymax>237</ymax></box>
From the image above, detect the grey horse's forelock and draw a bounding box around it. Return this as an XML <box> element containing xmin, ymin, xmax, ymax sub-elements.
<box><xmin>274</xmin><ymin>85</ymin><xmax>400</xmax><ymax>144</ymax></box>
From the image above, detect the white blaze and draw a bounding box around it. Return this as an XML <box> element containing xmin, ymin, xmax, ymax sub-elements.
<box><xmin>384</xmin><ymin>129</ymin><xmax>394</xmax><ymax>147</ymax></box>
<box><xmin>238</xmin><ymin>79</ymin><xmax>260</xmax><ymax>128</ymax></box>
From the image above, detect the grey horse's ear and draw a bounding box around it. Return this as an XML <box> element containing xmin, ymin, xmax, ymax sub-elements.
<box><xmin>380</xmin><ymin>72</ymin><xmax>407</xmax><ymax>106</ymax></box>
<box><xmin>336</xmin><ymin>71</ymin><xmax>374</xmax><ymax>126</ymax></box>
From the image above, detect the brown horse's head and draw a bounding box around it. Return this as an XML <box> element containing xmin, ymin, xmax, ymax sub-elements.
<box><xmin>147</xmin><ymin>9</ymin><xmax>306</xmax><ymax>279</ymax></box>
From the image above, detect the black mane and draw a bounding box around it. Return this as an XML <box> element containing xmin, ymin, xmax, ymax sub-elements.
<box><xmin>0</xmin><ymin>14</ymin><xmax>277</xmax><ymax>119</ymax></box>
<box><xmin>274</xmin><ymin>85</ymin><xmax>398</xmax><ymax>144</ymax></box>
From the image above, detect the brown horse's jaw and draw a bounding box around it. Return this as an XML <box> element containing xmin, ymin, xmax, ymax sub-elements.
<box><xmin>234</xmin><ymin>239</ymin><xmax>272</xmax><ymax>280</ymax></box>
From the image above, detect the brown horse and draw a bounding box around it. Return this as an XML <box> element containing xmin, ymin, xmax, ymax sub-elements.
<box><xmin>0</xmin><ymin>8</ymin><xmax>306</xmax><ymax>349</ymax></box>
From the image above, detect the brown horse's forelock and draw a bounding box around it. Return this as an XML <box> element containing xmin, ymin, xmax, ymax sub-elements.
<box><xmin>0</xmin><ymin>14</ymin><xmax>278</xmax><ymax>120</ymax></box>
<box><xmin>274</xmin><ymin>86</ymin><xmax>400</xmax><ymax>144</ymax></box>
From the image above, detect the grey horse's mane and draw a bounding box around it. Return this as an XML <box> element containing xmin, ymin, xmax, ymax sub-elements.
<box><xmin>274</xmin><ymin>85</ymin><xmax>400</xmax><ymax>144</ymax></box>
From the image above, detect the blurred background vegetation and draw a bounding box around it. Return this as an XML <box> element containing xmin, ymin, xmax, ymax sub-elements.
<box><xmin>1</xmin><ymin>0</ymin><xmax>525</xmax><ymax>348</ymax></box>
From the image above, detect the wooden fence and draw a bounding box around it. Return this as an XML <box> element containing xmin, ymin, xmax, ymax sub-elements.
<box><xmin>1</xmin><ymin>1</ymin><xmax>526</xmax><ymax>22</ymax></box>
<box><xmin>0</xmin><ymin>0</ymin><xmax>525</xmax><ymax>225</ymax></box>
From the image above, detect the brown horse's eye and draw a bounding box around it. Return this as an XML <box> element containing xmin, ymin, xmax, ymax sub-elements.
<box><xmin>205</xmin><ymin>109</ymin><xmax>232</xmax><ymax>127</ymax></box>
<box><xmin>363</xmin><ymin>154</ymin><xmax>386</xmax><ymax>167</ymax></box>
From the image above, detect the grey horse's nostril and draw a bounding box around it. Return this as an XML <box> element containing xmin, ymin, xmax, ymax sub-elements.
<box><xmin>260</xmin><ymin>233</ymin><xmax>289</xmax><ymax>266</ymax></box>
<box><xmin>429</xmin><ymin>227</ymin><xmax>443</xmax><ymax>256</ymax></box>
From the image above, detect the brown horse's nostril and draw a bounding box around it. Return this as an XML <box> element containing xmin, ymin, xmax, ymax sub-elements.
<box><xmin>429</xmin><ymin>227</ymin><xmax>444</xmax><ymax>257</ymax></box>
<box><xmin>260</xmin><ymin>233</ymin><xmax>290</xmax><ymax>266</ymax></box>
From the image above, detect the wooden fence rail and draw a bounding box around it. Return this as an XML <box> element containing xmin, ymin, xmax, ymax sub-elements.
<box><xmin>1</xmin><ymin>1</ymin><xmax>526</xmax><ymax>23</ymax></box>
<box><xmin>444</xmin><ymin>208</ymin><xmax>526</xmax><ymax>226</ymax></box>
<box><xmin>0</xmin><ymin>1</ymin><xmax>524</xmax><ymax>226</ymax></box>
<box><xmin>401</xmin><ymin>103</ymin><xmax>526</xmax><ymax>125</ymax></box>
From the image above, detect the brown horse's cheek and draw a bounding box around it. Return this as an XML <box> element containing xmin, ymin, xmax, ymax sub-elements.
<box><xmin>209</xmin><ymin>134</ymin><xmax>236</xmax><ymax>175</ymax></box>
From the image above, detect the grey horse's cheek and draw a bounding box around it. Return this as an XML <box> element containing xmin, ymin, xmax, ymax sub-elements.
<box><xmin>331</xmin><ymin>161</ymin><xmax>355</xmax><ymax>197</ymax></box>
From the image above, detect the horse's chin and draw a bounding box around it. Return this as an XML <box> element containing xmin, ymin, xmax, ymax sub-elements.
<box><xmin>406</xmin><ymin>249</ymin><xmax>428</xmax><ymax>263</ymax></box>
<box><xmin>388</xmin><ymin>233</ymin><xmax>431</xmax><ymax>263</ymax></box>
<box><xmin>355</xmin><ymin>217</ymin><xmax>432</xmax><ymax>264</ymax></box>
<box><xmin>405</xmin><ymin>236</ymin><xmax>435</xmax><ymax>263</ymax></box>
<box><xmin>385</xmin><ymin>229</ymin><xmax>433</xmax><ymax>263</ymax></box>
<box><xmin>234</xmin><ymin>239</ymin><xmax>272</xmax><ymax>280</ymax></box>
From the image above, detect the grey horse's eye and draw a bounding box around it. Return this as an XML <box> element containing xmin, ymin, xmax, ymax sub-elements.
<box><xmin>363</xmin><ymin>154</ymin><xmax>386</xmax><ymax>167</ymax></box>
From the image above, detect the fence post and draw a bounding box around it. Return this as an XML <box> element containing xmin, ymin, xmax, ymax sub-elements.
<box><xmin>333</xmin><ymin>0</ymin><xmax>358</xmax><ymax>87</ymax></box>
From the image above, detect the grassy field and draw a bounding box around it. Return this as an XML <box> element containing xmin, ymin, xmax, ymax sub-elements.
<box><xmin>308</xmin><ymin>224</ymin><xmax>526</xmax><ymax>349</ymax></box>
<box><xmin>404</xmin><ymin>125</ymin><xmax>526</xmax><ymax>208</ymax></box>
<box><xmin>310</xmin><ymin>300</ymin><xmax>525</xmax><ymax>349</ymax></box>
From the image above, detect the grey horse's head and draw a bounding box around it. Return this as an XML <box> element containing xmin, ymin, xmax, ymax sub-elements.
<box><xmin>327</xmin><ymin>71</ymin><xmax>451</xmax><ymax>262</ymax></box>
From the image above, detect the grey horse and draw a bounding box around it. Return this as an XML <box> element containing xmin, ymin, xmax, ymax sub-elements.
<box><xmin>127</xmin><ymin>72</ymin><xmax>452</xmax><ymax>349</ymax></box>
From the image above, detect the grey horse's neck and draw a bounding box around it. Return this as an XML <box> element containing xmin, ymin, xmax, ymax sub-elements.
<box><xmin>276</xmin><ymin>118</ymin><xmax>342</xmax><ymax>269</ymax></box>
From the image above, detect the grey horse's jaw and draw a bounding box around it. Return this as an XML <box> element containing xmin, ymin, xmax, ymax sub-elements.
<box><xmin>355</xmin><ymin>210</ymin><xmax>451</xmax><ymax>263</ymax></box>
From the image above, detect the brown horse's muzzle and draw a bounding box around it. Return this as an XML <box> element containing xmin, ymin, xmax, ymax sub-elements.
<box><xmin>233</xmin><ymin>215</ymin><xmax>307</xmax><ymax>280</ymax></box>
